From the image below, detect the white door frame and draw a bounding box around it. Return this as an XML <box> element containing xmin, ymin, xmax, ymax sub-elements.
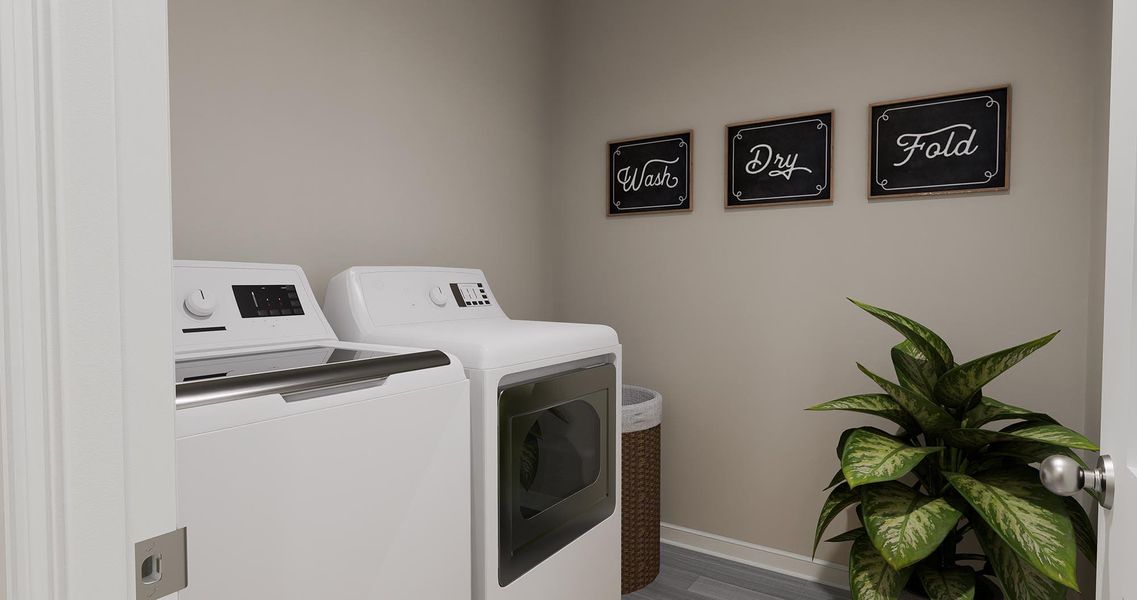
<box><xmin>0</xmin><ymin>0</ymin><xmax>177</xmax><ymax>598</ymax></box>
<box><xmin>1097</xmin><ymin>2</ymin><xmax>1137</xmax><ymax>597</ymax></box>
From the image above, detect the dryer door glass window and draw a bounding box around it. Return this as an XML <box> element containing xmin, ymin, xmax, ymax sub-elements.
<box><xmin>518</xmin><ymin>399</ymin><xmax>602</xmax><ymax>519</ymax></box>
<box><xmin>498</xmin><ymin>364</ymin><xmax>616</xmax><ymax>587</ymax></box>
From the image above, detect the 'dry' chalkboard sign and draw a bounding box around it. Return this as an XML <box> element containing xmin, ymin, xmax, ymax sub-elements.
<box><xmin>727</xmin><ymin>111</ymin><xmax>832</xmax><ymax>208</ymax></box>
<box><xmin>608</xmin><ymin>131</ymin><xmax>692</xmax><ymax>216</ymax></box>
<box><xmin>871</xmin><ymin>86</ymin><xmax>1010</xmax><ymax>198</ymax></box>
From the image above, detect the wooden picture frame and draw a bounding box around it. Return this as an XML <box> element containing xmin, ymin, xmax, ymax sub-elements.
<box><xmin>724</xmin><ymin>110</ymin><xmax>834</xmax><ymax>209</ymax></box>
<box><xmin>607</xmin><ymin>130</ymin><xmax>693</xmax><ymax>217</ymax></box>
<box><xmin>869</xmin><ymin>85</ymin><xmax>1011</xmax><ymax>199</ymax></box>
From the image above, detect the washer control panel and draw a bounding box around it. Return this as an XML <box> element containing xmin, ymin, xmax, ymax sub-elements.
<box><xmin>174</xmin><ymin>261</ymin><xmax>336</xmax><ymax>354</ymax></box>
<box><xmin>233</xmin><ymin>284</ymin><xmax>306</xmax><ymax>318</ymax></box>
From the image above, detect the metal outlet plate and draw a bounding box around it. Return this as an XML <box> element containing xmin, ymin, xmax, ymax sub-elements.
<box><xmin>134</xmin><ymin>527</ymin><xmax>188</xmax><ymax>599</ymax></box>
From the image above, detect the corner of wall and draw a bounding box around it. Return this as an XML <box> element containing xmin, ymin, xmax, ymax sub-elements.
<box><xmin>1084</xmin><ymin>0</ymin><xmax>1113</xmax><ymax>448</ymax></box>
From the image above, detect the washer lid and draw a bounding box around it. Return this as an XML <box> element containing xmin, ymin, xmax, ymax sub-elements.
<box><xmin>364</xmin><ymin>318</ymin><xmax>618</xmax><ymax>370</ymax></box>
<box><xmin>174</xmin><ymin>344</ymin><xmax>452</xmax><ymax>408</ymax></box>
<box><xmin>175</xmin><ymin>344</ymin><xmax>395</xmax><ymax>382</ymax></box>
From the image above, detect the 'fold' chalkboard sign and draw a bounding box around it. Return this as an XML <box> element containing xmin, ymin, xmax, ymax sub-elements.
<box><xmin>870</xmin><ymin>86</ymin><xmax>1010</xmax><ymax>198</ymax></box>
<box><xmin>726</xmin><ymin>111</ymin><xmax>833</xmax><ymax>208</ymax></box>
<box><xmin>608</xmin><ymin>131</ymin><xmax>692</xmax><ymax>216</ymax></box>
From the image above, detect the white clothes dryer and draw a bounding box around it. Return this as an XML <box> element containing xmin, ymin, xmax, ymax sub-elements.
<box><xmin>324</xmin><ymin>266</ymin><xmax>622</xmax><ymax>600</ymax></box>
<box><xmin>172</xmin><ymin>261</ymin><xmax>471</xmax><ymax>599</ymax></box>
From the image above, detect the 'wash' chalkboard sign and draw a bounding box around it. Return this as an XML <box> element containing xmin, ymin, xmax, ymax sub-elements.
<box><xmin>608</xmin><ymin>131</ymin><xmax>692</xmax><ymax>216</ymax></box>
<box><xmin>870</xmin><ymin>86</ymin><xmax>1010</xmax><ymax>198</ymax></box>
<box><xmin>726</xmin><ymin>111</ymin><xmax>832</xmax><ymax>208</ymax></box>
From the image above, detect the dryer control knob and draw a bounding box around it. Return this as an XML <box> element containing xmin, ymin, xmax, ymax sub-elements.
<box><xmin>184</xmin><ymin>289</ymin><xmax>216</xmax><ymax>318</ymax></box>
<box><xmin>427</xmin><ymin>285</ymin><xmax>447</xmax><ymax>304</ymax></box>
<box><xmin>429</xmin><ymin>286</ymin><xmax>449</xmax><ymax>307</ymax></box>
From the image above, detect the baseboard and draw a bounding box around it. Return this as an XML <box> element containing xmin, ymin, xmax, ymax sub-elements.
<box><xmin>659</xmin><ymin>522</ymin><xmax>850</xmax><ymax>591</ymax></box>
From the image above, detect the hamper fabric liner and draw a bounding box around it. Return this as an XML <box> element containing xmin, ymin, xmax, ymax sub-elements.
<box><xmin>621</xmin><ymin>385</ymin><xmax>662</xmax><ymax>595</ymax></box>
<box><xmin>622</xmin><ymin>384</ymin><xmax>662</xmax><ymax>432</ymax></box>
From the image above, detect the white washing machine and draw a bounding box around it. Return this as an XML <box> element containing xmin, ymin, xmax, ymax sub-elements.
<box><xmin>324</xmin><ymin>266</ymin><xmax>622</xmax><ymax>600</ymax></box>
<box><xmin>172</xmin><ymin>261</ymin><xmax>471</xmax><ymax>599</ymax></box>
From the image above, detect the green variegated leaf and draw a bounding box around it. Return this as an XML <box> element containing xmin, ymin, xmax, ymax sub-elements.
<box><xmin>944</xmin><ymin>469</ymin><xmax>1078</xmax><ymax>589</ymax></box>
<box><xmin>893</xmin><ymin>338</ymin><xmax>929</xmax><ymax>361</ymax></box>
<box><xmin>813</xmin><ymin>483</ymin><xmax>859</xmax><ymax>556</ymax></box>
<box><xmin>942</xmin><ymin>428</ymin><xmax>1013</xmax><ymax>449</ymax></box>
<box><xmin>975</xmin><ymin>522</ymin><xmax>1065</xmax><ymax>600</ymax></box>
<box><xmin>984</xmin><ymin>441</ymin><xmax>1088</xmax><ymax>468</ymax></box>
<box><xmin>861</xmin><ymin>482</ymin><xmax>962</xmax><ymax>569</ymax></box>
<box><xmin>849</xmin><ymin>535</ymin><xmax>913</xmax><ymax>600</ymax></box>
<box><xmin>1063</xmin><ymin>496</ymin><xmax>1096</xmax><ymax>563</ymax></box>
<box><xmin>826</xmin><ymin>527</ymin><xmax>866</xmax><ymax>543</ymax></box>
<box><xmin>967</xmin><ymin>455</ymin><xmax>1022</xmax><ymax>476</ymax></box>
<box><xmin>850</xmin><ymin>299</ymin><xmax>953</xmax><ymax>374</ymax></box>
<box><xmin>838</xmin><ymin>426</ymin><xmax>895</xmax><ymax>459</ymax></box>
<box><xmin>934</xmin><ymin>332</ymin><xmax>1058</xmax><ymax>409</ymax></box>
<box><xmin>892</xmin><ymin>341</ymin><xmax>938</xmax><ymax>398</ymax></box>
<box><xmin>841</xmin><ymin>429</ymin><xmax>943</xmax><ymax>489</ymax></box>
<box><xmin>839</xmin><ymin>429</ymin><xmax>855</xmax><ymax>459</ymax></box>
<box><xmin>1000</xmin><ymin>422</ymin><xmax>1099</xmax><ymax>451</ymax></box>
<box><xmin>944</xmin><ymin>424</ymin><xmax>1099</xmax><ymax>451</ymax></box>
<box><xmin>808</xmin><ymin>394</ymin><xmax>917</xmax><ymax>431</ymax></box>
<box><xmin>858</xmin><ymin>364</ymin><xmax>956</xmax><ymax>434</ymax></box>
<box><xmin>964</xmin><ymin>397</ymin><xmax>1054</xmax><ymax>428</ymax></box>
<box><xmin>825</xmin><ymin>469</ymin><xmax>847</xmax><ymax>490</ymax></box>
<box><xmin>917</xmin><ymin>565</ymin><xmax>975</xmax><ymax>600</ymax></box>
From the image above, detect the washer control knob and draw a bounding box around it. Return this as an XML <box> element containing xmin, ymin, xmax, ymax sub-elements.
<box><xmin>429</xmin><ymin>286</ymin><xmax>449</xmax><ymax>307</ymax></box>
<box><xmin>184</xmin><ymin>289</ymin><xmax>216</xmax><ymax>318</ymax></box>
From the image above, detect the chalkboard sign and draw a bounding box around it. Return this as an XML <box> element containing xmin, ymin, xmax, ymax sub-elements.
<box><xmin>870</xmin><ymin>86</ymin><xmax>1010</xmax><ymax>198</ymax></box>
<box><xmin>726</xmin><ymin>111</ymin><xmax>832</xmax><ymax>208</ymax></box>
<box><xmin>608</xmin><ymin>131</ymin><xmax>692</xmax><ymax>216</ymax></box>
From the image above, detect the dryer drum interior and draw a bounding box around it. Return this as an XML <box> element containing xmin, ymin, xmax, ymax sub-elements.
<box><xmin>497</xmin><ymin>363</ymin><xmax>617</xmax><ymax>586</ymax></box>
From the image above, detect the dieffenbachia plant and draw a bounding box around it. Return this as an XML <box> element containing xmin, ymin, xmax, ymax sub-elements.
<box><xmin>809</xmin><ymin>300</ymin><xmax>1097</xmax><ymax>600</ymax></box>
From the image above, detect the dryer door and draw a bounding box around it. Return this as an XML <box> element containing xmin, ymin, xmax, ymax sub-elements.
<box><xmin>497</xmin><ymin>363</ymin><xmax>617</xmax><ymax>586</ymax></box>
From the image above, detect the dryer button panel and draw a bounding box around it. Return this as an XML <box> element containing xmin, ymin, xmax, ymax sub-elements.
<box><xmin>450</xmin><ymin>282</ymin><xmax>491</xmax><ymax>307</ymax></box>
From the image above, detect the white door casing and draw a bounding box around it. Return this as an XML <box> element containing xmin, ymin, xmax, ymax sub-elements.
<box><xmin>0</xmin><ymin>0</ymin><xmax>177</xmax><ymax>599</ymax></box>
<box><xmin>1098</xmin><ymin>1</ymin><xmax>1137</xmax><ymax>598</ymax></box>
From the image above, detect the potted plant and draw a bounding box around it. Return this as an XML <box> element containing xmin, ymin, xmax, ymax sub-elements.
<box><xmin>809</xmin><ymin>300</ymin><xmax>1097</xmax><ymax>600</ymax></box>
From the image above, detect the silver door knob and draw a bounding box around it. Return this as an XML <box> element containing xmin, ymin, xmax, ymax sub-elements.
<box><xmin>1040</xmin><ymin>454</ymin><xmax>1114</xmax><ymax>510</ymax></box>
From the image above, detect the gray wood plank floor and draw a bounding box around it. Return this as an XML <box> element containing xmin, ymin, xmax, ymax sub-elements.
<box><xmin>623</xmin><ymin>544</ymin><xmax>849</xmax><ymax>600</ymax></box>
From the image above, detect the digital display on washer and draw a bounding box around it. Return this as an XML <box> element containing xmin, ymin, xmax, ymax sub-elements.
<box><xmin>174</xmin><ymin>346</ymin><xmax>392</xmax><ymax>383</ymax></box>
<box><xmin>232</xmin><ymin>284</ymin><xmax>305</xmax><ymax>317</ymax></box>
<box><xmin>450</xmin><ymin>282</ymin><xmax>491</xmax><ymax>307</ymax></box>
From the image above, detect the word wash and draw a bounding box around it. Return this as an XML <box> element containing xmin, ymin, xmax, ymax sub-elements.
<box><xmin>616</xmin><ymin>157</ymin><xmax>680</xmax><ymax>192</ymax></box>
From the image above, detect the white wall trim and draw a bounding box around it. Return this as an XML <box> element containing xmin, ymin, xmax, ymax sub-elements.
<box><xmin>1</xmin><ymin>0</ymin><xmax>176</xmax><ymax>598</ymax></box>
<box><xmin>660</xmin><ymin>522</ymin><xmax>849</xmax><ymax>591</ymax></box>
<box><xmin>0</xmin><ymin>1</ymin><xmax>67</xmax><ymax>598</ymax></box>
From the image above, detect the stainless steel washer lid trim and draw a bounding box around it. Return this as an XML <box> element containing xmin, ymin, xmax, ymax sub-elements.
<box><xmin>175</xmin><ymin>350</ymin><xmax>451</xmax><ymax>409</ymax></box>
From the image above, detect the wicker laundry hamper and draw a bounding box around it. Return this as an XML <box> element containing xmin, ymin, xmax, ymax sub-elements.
<box><xmin>621</xmin><ymin>385</ymin><xmax>663</xmax><ymax>594</ymax></box>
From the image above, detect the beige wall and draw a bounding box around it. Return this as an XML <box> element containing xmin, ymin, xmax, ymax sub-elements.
<box><xmin>547</xmin><ymin>0</ymin><xmax>1110</xmax><ymax>568</ymax></box>
<box><xmin>169</xmin><ymin>0</ymin><xmax>554</xmax><ymax>317</ymax></box>
<box><xmin>1083</xmin><ymin>4</ymin><xmax>1113</xmax><ymax>457</ymax></box>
